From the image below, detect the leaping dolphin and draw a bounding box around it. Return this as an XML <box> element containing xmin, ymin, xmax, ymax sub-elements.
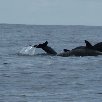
<box><xmin>34</xmin><ymin>41</ymin><xmax>57</xmax><ymax>55</ymax></box>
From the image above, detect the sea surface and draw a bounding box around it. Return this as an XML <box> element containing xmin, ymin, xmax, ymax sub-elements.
<box><xmin>0</xmin><ymin>24</ymin><xmax>102</xmax><ymax>102</ymax></box>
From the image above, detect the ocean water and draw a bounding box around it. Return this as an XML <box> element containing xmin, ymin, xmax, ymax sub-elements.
<box><xmin>0</xmin><ymin>24</ymin><xmax>102</xmax><ymax>102</ymax></box>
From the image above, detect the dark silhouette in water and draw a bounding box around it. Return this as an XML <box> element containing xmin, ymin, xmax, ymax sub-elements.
<box><xmin>34</xmin><ymin>41</ymin><xmax>57</xmax><ymax>55</ymax></box>
<box><xmin>83</xmin><ymin>40</ymin><xmax>102</xmax><ymax>52</ymax></box>
<box><xmin>34</xmin><ymin>40</ymin><xmax>102</xmax><ymax>57</ymax></box>
<box><xmin>71</xmin><ymin>40</ymin><xmax>93</xmax><ymax>51</ymax></box>
<box><xmin>77</xmin><ymin>40</ymin><xmax>102</xmax><ymax>52</ymax></box>
<box><xmin>94</xmin><ymin>42</ymin><xmax>102</xmax><ymax>52</ymax></box>
<box><xmin>63</xmin><ymin>49</ymin><xmax>70</xmax><ymax>52</ymax></box>
<box><xmin>58</xmin><ymin>40</ymin><xmax>102</xmax><ymax>57</ymax></box>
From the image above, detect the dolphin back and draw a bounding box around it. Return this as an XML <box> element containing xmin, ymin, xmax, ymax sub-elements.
<box><xmin>94</xmin><ymin>42</ymin><xmax>102</xmax><ymax>52</ymax></box>
<box><xmin>57</xmin><ymin>48</ymin><xmax>102</xmax><ymax>57</ymax></box>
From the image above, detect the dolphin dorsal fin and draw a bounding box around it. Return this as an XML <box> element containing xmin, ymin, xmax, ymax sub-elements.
<box><xmin>85</xmin><ymin>40</ymin><xmax>93</xmax><ymax>48</ymax></box>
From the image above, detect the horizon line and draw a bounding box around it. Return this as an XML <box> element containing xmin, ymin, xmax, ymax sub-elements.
<box><xmin>0</xmin><ymin>23</ymin><xmax>102</xmax><ymax>27</ymax></box>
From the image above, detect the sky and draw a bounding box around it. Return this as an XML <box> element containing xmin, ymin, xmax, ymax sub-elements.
<box><xmin>0</xmin><ymin>0</ymin><xmax>102</xmax><ymax>26</ymax></box>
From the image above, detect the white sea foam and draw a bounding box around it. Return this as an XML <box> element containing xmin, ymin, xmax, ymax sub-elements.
<box><xmin>19</xmin><ymin>46</ymin><xmax>36</xmax><ymax>55</ymax></box>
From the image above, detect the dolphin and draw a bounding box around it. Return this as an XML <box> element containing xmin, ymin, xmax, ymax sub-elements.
<box><xmin>72</xmin><ymin>40</ymin><xmax>93</xmax><ymax>50</ymax></box>
<box><xmin>57</xmin><ymin>48</ymin><xmax>102</xmax><ymax>57</ymax></box>
<box><xmin>77</xmin><ymin>40</ymin><xmax>102</xmax><ymax>52</ymax></box>
<box><xmin>79</xmin><ymin>40</ymin><xmax>102</xmax><ymax>52</ymax></box>
<box><xmin>61</xmin><ymin>40</ymin><xmax>93</xmax><ymax>53</ymax></box>
<box><xmin>34</xmin><ymin>41</ymin><xmax>57</xmax><ymax>55</ymax></box>
<box><xmin>57</xmin><ymin>40</ymin><xmax>102</xmax><ymax>57</ymax></box>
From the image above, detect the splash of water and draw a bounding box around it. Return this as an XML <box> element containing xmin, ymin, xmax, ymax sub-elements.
<box><xmin>19</xmin><ymin>47</ymin><xmax>27</xmax><ymax>53</ymax></box>
<box><xmin>24</xmin><ymin>46</ymin><xmax>33</xmax><ymax>53</ymax></box>
<box><xmin>19</xmin><ymin>46</ymin><xmax>36</xmax><ymax>55</ymax></box>
<box><xmin>31</xmin><ymin>48</ymin><xmax>36</xmax><ymax>55</ymax></box>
